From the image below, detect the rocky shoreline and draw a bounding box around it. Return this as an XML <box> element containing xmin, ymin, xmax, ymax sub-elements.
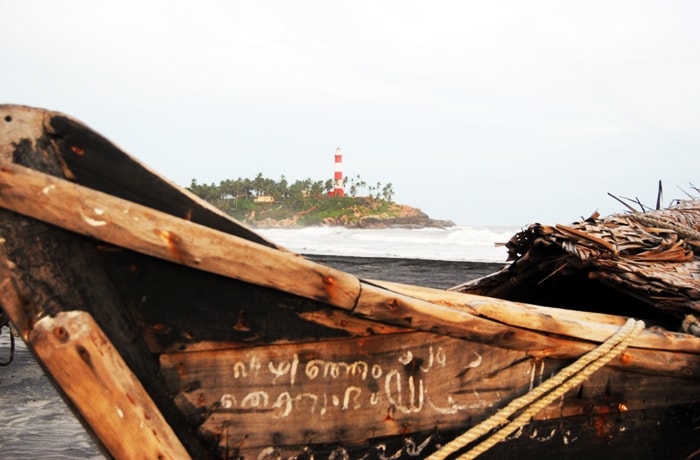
<box><xmin>347</xmin><ymin>215</ymin><xmax>455</xmax><ymax>229</ymax></box>
<box><xmin>249</xmin><ymin>204</ymin><xmax>455</xmax><ymax>229</ymax></box>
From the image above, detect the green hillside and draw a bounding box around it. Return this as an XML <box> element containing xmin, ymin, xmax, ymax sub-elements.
<box><xmin>187</xmin><ymin>175</ymin><xmax>453</xmax><ymax>228</ymax></box>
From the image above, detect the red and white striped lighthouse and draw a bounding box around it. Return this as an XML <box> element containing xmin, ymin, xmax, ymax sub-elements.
<box><xmin>331</xmin><ymin>147</ymin><xmax>344</xmax><ymax>197</ymax></box>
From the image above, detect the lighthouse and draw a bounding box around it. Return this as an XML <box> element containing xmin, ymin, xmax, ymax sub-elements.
<box><xmin>331</xmin><ymin>147</ymin><xmax>344</xmax><ymax>197</ymax></box>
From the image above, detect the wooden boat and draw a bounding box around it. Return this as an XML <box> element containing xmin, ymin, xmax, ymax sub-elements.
<box><xmin>0</xmin><ymin>104</ymin><xmax>698</xmax><ymax>459</ymax></box>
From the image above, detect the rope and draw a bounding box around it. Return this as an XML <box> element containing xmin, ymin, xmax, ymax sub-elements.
<box><xmin>428</xmin><ymin>318</ymin><xmax>645</xmax><ymax>460</ymax></box>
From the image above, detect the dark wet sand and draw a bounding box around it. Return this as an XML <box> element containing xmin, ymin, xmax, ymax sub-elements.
<box><xmin>0</xmin><ymin>329</ymin><xmax>103</xmax><ymax>459</ymax></box>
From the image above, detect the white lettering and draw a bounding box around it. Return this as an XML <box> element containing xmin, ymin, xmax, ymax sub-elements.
<box><xmin>241</xmin><ymin>391</ymin><xmax>269</xmax><ymax>409</ymax></box>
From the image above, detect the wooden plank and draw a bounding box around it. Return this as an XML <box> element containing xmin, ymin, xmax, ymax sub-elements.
<box><xmin>533</xmin><ymin>368</ymin><xmax>700</xmax><ymax>420</ymax></box>
<box><xmin>1</xmin><ymin>162</ymin><xmax>698</xmax><ymax>360</ymax></box>
<box><xmin>160</xmin><ymin>332</ymin><xmax>531</xmax><ymax>455</ymax></box>
<box><xmin>0</xmin><ymin>105</ymin><xmax>48</xmax><ymax>162</ymax></box>
<box><xmin>354</xmin><ymin>283</ymin><xmax>700</xmax><ymax>376</ymax></box>
<box><xmin>368</xmin><ymin>279</ymin><xmax>700</xmax><ymax>354</ymax></box>
<box><xmin>29</xmin><ymin>311</ymin><xmax>191</xmax><ymax>459</ymax></box>
<box><xmin>0</xmin><ymin>162</ymin><xmax>579</xmax><ymax>355</ymax></box>
<box><xmin>0</xmin><ymin>104</ymin><xmax>280</xmax><ymax>250</ymax></box>
<box><xmin>0</xmin><ymin>161</ymin><xmax>361</xmax><ymax>310</ymax></box>
<box><xmin>354</xmin><ymin>282</ymin><xmax>588</xmax><ymax>354</ymax></box>
<box><xmin>160</xmin><ymin>331</ymin><xmax>700</xmax><ymax>458</ymax></box>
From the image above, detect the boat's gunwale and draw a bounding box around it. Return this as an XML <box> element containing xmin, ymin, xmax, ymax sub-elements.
<box><xmin>0</xmin><ymin>160</ymin><xmax>697</xmax><ymax>359</ymax></box>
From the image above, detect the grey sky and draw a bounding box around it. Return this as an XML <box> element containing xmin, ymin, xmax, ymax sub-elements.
<box><xmin>3</xmin><ymin>1</ymin><xmax>699</xmax><ymax>225</ymax></box>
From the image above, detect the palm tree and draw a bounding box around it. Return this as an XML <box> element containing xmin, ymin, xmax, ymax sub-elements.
<box><xmin>381</xmin><ymin>182</ymin><xmax>395</xmax><ymax>202</ymax></box>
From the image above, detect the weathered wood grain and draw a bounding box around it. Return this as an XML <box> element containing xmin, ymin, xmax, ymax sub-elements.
<box><xmin>368</xmin><ymin>279</ymin><xmax>700</xmax><ymax>353</ymax></box>
<box><xmin>0</xmin><ymin>104</ymin><xmax>279</xmax><ymax>249</ymax></box>
<box><xmin>160</xmin><ymin>332</ymin><xmax>531</xmax><ymax>455</ymax></box>
<box><xmin>1</xmin><ymin>161</ymin><xmax>698</xmax><ymax>365</ymax></box>
<box><xmin>0</xmin><ymin>162</ymin><xmax>608</xmax><ymax>355</ymax></box>
<box><xmin>0</xmin><ymin>161</ymin><xmax>361</xmax><ymax>310</ymax></box>
<box><xmin>29</xmin><ymin>311</ymin><xmax>190</xmax><ymax>459</ymax></box>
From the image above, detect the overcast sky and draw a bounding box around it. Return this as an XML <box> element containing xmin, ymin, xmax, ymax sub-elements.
<box><xmin>3</xmin><ymin>1</ymin><xmax>699</xmax><ymax>225</ymax></box>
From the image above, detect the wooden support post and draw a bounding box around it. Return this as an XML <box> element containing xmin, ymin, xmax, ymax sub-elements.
<box><xmin>0</xmin><ymin>161</ymin><xmax>361</xmax><ymax>309</ymax></box>
<box><xmin>29</xmin><ymin>311</ymin><xmax>191</xmax><ymax>459</ymax></box>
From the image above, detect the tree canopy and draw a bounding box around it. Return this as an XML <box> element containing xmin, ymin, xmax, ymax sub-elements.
<box><xmin>188</xmin><ymin>174</ymin><xmax>396</xmax><ymax>225</ymax></box>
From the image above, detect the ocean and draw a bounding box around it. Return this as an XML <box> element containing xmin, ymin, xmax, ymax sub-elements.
<box><xmin>0</xmin><ymin>225</ymin><xmax>515</xmax><ymax>459</ymax></box>
<box><xmin>257</xmin><ymin>225</ymin><xmax>518</xmax><ymax>263</ymax></box>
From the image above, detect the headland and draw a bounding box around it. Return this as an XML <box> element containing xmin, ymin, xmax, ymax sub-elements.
<box><xmin>188</xmin><ymin>177</ymin><xmax>454</xmax><ymax>229</ymax></box>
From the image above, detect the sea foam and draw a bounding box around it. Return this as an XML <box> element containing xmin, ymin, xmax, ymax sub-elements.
<box><xmin>257</xmin><ymin>225</ymin><xmax>519</xmax><ymax>263</ymax></box>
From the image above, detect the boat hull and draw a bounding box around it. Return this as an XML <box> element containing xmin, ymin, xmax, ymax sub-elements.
<box><xmin>0</xmin><ymin>104</ymin><xmax>698</xmax><ymax>459</ymax></box>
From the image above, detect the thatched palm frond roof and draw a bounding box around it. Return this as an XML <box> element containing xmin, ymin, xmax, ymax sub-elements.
<box><xmin>453</xmin><ymin>199</ymin><xmax>700</xmax><ymax>330</ymax></box>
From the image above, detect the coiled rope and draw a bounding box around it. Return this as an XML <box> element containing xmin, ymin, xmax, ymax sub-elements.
<box><xmin>428</xmin><ymin>318</ymin><xmax>645</xmax><ymax>460</ymax></box>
